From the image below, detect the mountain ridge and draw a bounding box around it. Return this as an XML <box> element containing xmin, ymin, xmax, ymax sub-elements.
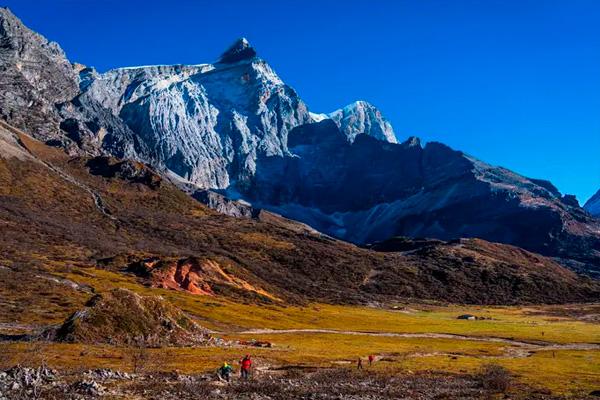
<box><xmin>1</xmin><ymin>7</ymin><xmax>599</xmax><ymax>276</ymax></box>
<box><xmin>244</xmin><ymin>120</ymin><xmax>600</xmax><ymax>276</ymax></box>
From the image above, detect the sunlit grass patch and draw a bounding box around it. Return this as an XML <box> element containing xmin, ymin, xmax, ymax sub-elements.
<box><xmin>397</xmin><ymin>349</ymin><xmax>600</xmax><ymax>396</ymax></box>
<box><xmin>45</xmin><ymin>266</ymin><xmax>600</xmax><ymax>346</ymax></box>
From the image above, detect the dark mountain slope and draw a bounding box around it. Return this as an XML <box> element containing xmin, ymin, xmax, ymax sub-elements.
<box><xmin>367</xmin><ymin>237</ymin><xmax>593</xmax><ymax>304</ymax></box>
<box><xmin>247</xmin><ymin>121</ymin><xmax>600</xmax><ymax>277</ymax></box>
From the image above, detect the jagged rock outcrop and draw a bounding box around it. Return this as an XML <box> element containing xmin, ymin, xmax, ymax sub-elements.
<box><xmin>0</xmin><ymin>7</ymin><xmax>79</xmax><ymax>145</ymax></box>
<box><xmin>128</xmin><ymin>256</ymin><xmax>278</xmax><ymax>300</ymax></box>
<box><xmin>585</xmin><ymin>189</ymin><xmax>600</xmax><ymax>217</ymax></box>
<box><xmin>85</xmin><ymin>156</ymin><xmax>162</xmax><ymax>189</ymax></box>
<box><xmin>190</xmin><ymin>189</ymin><xmax>254</xmax><ymax>218</ymax></box>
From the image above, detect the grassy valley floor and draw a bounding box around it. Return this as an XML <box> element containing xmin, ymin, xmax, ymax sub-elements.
<box><xmin>1</xmin><ymin>266</ymin><xmax>599</xmax><ymax>398</ymax></box>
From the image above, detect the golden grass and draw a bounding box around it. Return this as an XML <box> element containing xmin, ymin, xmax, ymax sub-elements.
<box><xmin>224</xmin><ymin>333</ymin><xmax>506</xmax><ymax>364</ymax></box>
<box><xmin>237</xmin><ymin>232</ymin><xmax>296</xmax><ymax>250</ymax></box>
<box><xmin>1</xmin><ymin>337</ymin><xmax>598</xmax><ymax>395</ymax></box>
<box><xmin>2</xmin><ymin>265</ymin><xmax>598</xmax><ymax>396</ymax></box>
<box><xmin>52</xmin><ymin>266</ymin><xmax>600</xmax><ymax>344</ymax></box>
<box><xmin>397</xmin><ymin>349</ymin><xmax>600</xmax><ymax>396</ymax></box>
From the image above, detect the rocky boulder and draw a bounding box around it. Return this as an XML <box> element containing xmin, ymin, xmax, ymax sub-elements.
<box><xmin>86</xmin><ymin>156</ymin><xmax>162</xmax><ymax>189</ymax></box>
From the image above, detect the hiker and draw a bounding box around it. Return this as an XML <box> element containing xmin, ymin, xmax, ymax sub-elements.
<box><xmin>240</xmin><ymin>354</ymin><xmax>252</xmax><ymax>379</ymax></box>
<box><xmin>357</xmin><ymin>357</ymin><xmax>363</xmax><ymax>370</ymax></box>
<box><xmin>368</xmin><ymin>354</ymin><xmax>374</xmax><ymax>366</ymax></box>
<box><xmin>218</xmin><ymin>362</ymin><xmax>233</xmax><ymax>382</ymax></box>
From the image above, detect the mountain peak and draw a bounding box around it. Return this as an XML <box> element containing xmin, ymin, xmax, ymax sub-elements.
<box><xmin>218</xmin><ymin>37</ymin><xmax>257</xmax><ymax>64</ymax></box>
<box><xmin>0</xmin><ymin>6</ymin><xmax>14</xmax><ymax>15</ymax></box>
<box><xmin>401</xmin><ymin>136</ymin><xmax>421</xmax><ymax>148</ymax></box>
<box><xmin>0</xmin><ymin>6</ymin><xmax>20</xmax><ymax>30</ymax></box>
<box><xmin>328</xmin><ymin>100</ymin><xmax>397</xmax><ymax>144</ymax></box>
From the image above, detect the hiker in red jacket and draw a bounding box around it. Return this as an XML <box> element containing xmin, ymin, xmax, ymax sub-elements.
<box><xmin>368</xmin><ymin>354</ymin><xmax>374</xmax><ymax>366</ymax></box>
<box><xmin>240</xmin><ymin>354</ymin><xmax>252</xmax><ymax>379</ymax></box>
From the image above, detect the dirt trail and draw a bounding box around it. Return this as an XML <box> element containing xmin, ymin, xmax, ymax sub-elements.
<box><xmin>0</xmin><ymin>322</ymin><xmax>41</xmax><ymax>331</ymax></box>
<box><xmin>236</xmin><ymin>328</ymin><xmax>600</xmax><ymax>358</ymax></box>
<box><xmin>0</xmin><ymin>120</ymin><xmax>117</xmax><ymax>221</ymax></box>
<box><xmin>34</xmin><ymin>156</ymin><xmax>117</xmax><ymax>221</ymax></box>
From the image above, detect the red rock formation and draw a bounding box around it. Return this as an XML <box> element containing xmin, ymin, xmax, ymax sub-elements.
<box><xmin>131</xmin><ymin>257</ymin><xmax>277</xmax><ymax>299</ymax></box>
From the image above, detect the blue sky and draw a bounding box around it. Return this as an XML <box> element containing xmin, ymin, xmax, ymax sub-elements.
<box><xmin>4</xmin><ymin>0</ymin><xmax>600</xmax><ymax>202</ymax></box>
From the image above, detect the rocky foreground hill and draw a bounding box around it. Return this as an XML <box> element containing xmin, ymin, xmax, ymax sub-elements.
<box><xmin>1</xmin><ymin>7</ymin><xmax>599</xmax><ymax>278</ymax></box>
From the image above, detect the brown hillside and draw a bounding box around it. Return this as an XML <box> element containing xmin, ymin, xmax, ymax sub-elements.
<box><xmin>0</xmin><ymin>122</ymin><xmax>598</xmax><ymax>312</ymax></box>
<box><xmin>367</xmin><ymin>237</ymin><xmax>597</xmax><ymax>304</ymax></box>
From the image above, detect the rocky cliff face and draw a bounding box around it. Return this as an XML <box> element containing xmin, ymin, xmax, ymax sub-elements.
<box><xmin>1</xmin><ymin>7</ymin><xmax>599</xmax><ymax>276</ymax></box>
<box><xmin>78</xmin><ymin>44</ymin><xmax>312</xmax><ymax>188</ymax></box>
<box><xmin>585</xmin><ymin>189</ymin><xmax>600</xmax><ymax>217</ymax></box>
<box><xmin>0</xmin><ymin>8</ymin><xmax>79</xmax><ymax>145</ymax></box>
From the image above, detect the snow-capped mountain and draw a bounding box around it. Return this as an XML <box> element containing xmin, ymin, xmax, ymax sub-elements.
<box><xmin>1</xmin><ymin>6</ymin><xmax>599</xmax><ymax>276</ymax></box>
<box><xmin>585</xmin><ymin>189</ymin><xmax>600</xmax><ymax>217</ymax></box>
<box><xmin>58</xmin><ymin>33</ymin><xmax>393</xmax><ymax>189</ymax></box>
<box><xmin>70</xmin><ymin>38</ymin><xmax>313</xmax><ymax>189</ymax></box>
